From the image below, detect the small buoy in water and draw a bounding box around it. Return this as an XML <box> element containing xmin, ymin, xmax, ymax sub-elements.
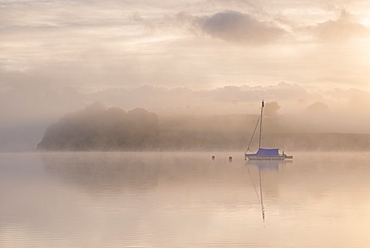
<box><xmin>229</xmin><ymin>156</ymin><xmax>232</xmax><ymax>162</ymax></box>
<box><xmin>212</xmin><ymin>155</ymin><xmax>215</xmax><ymax>160</ymax></box>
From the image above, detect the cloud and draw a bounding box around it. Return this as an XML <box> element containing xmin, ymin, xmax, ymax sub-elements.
<box><xmin>136</xmin><ymin>9</ymin><xmax>287</xmax><ymax>44</ymax></box>
<box><xmin>1</xmin><ymin>72</ymin><xmax>368</xmax><ymax>125</ymax></box>
<box><xmin>311</xmin><ymin>10</ymin><xmax>369</xmax><ymax>42</ymax></box>
<box><xmin>196</xmin><ymin>10</ymin><xmax>286</xmax><ymax>44</ymax></box>
<box><xmin>0</xmin><ymin>81</ymin><xmax>308</xmax><ymax>126</ymax></box>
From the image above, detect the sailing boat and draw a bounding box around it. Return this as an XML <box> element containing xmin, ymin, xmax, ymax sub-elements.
<box><xmin>245</xmin><ymin>101</ymin><xmax>293</xmax><ymax>161</ymax></box>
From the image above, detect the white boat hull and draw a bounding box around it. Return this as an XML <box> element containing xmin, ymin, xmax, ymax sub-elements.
<box><xmin>245</xmin><ymin>155</ymin><xmax>286</xmax><ymax>160</ymax></box>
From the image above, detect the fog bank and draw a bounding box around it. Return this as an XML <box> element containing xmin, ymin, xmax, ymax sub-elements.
<box><xmin>1</xmin><ymin>83</ymin><xmax>370</xmax><ymax>151</ymax></box>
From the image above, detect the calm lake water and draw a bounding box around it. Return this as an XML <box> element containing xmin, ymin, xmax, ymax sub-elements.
<box><xmin>1</xmin><ymin>151</ymin><xmax>370</xmax><ymax>247</ymax></box>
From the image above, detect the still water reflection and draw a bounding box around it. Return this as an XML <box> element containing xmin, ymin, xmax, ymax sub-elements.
<box><xmin>1</xmin><ymin>152</ymin><xmax>370</xmax><ymax>247</ymax></box>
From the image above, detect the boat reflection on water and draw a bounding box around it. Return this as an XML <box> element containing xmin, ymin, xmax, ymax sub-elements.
<box><xmin>247</xmin><ymin>160</ymin><xmax>282</xmax><ymax>170</ymax></box>
<box><xmin>246</xmin><ymin>160</ymin><xmax>287</xmax><ymax>222</ymax></box>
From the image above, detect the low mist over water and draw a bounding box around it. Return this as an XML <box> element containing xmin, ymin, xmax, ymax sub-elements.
<box><xmin>2</xmin><ymin>151</ymin><xmax>370</xmax><ymax>247</ymax></box>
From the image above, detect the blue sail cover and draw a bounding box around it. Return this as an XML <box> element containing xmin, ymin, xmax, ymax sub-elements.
<box><xmin>256</xmin><ymin>148</ymin><xmax>280</xmax><ymax>156</ymax></box>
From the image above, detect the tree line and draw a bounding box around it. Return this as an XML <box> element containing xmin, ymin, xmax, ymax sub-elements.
<box><xmin>37</xmin><ymin>102</ymin><xmax>370</xmax><ymax>151</ymax></box>
<box><xmin>37</xmin><ymin>103</ymin><xmax>159</xmax><ymax>150</ymax></box>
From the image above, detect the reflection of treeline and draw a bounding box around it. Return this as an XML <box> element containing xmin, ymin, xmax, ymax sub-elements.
<box><xmin>41</xmin><ymin>152</ymin><xmax>249</xmax><ymax>194</ymax></box>
<box><xmin>37</xmin><ymin>103</ymin><xmax>370</xmax><ymax>151</ymax></box>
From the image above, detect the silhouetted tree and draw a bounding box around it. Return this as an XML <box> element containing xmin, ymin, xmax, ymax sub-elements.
<box><xmin>264</xmin><ymin>101</ymin><xmax>280</xmax><ymax>117</ymax></box>
<box><xmin>306</xmin><ymin>102</ymin><xmax>329</xmax><ymax>113</ymax></box>
<box><xmin>37</xmin><ymin>104</ymin><xmax>159</xmax><ymax>151</ymax></box>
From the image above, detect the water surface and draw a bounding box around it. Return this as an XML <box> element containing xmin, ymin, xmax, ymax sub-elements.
<box><xmin>1</xmin><ymin>151</ymin><xmax>370</xmax><ymax>247</ymax></box>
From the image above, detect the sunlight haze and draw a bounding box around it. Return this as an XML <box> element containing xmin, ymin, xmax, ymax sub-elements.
<box><xmin>1</xmin><ymin>0</ymin><xmax>370</xmax><ymax>150</ymax></box>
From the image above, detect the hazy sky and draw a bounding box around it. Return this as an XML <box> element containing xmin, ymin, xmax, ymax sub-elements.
<box><xmin>1</xmin><ymin>0</ymin><xmax>370</xmax><ymax>133</ymax></box>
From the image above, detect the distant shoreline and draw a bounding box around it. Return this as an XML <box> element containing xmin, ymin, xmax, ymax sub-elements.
<box><xmin>37</xmin><ymin>132</ymin><xmax>370</xmax><ymax>152</ymax></box>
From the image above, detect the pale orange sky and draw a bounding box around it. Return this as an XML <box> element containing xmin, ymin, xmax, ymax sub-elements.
<box><xmin>1</xmin><ymin>0</ymin><xmax>370</xmax><ymax>134</ymax></box>
<box><xmin>2</xmin><ymin>0</ymin><xmax>370</xmax><ymax>89</ymax></box>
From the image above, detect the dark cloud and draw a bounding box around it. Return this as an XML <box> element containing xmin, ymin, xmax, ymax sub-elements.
<box><xmin>196</xmin><ymin>10</ymin><xmax>286</xmax><ymax>44</ymax></box>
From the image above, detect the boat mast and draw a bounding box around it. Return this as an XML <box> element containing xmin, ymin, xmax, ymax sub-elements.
<box><xmin>259</xmin><ymin>100</ymin><xmax>264</xmax><ymax>149</ymax></box>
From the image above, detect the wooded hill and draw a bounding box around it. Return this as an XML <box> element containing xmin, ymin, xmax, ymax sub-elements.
<box><xmin>37</xmin><ymin>103</ymin><xmax>370</xmax><ymax>151</ymax></box>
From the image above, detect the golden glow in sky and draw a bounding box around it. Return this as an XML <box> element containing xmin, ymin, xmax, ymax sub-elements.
<box><xmin>1</xmin><ymin>0</ymin><xmax>370</xmax><ymax>133</ymax></box>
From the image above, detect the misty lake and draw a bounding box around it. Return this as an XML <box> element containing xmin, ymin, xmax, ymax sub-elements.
<box><xmin>1</xmin><ymin>151</ymin><xmax>370</xmax><ymax>248</ymax></box>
